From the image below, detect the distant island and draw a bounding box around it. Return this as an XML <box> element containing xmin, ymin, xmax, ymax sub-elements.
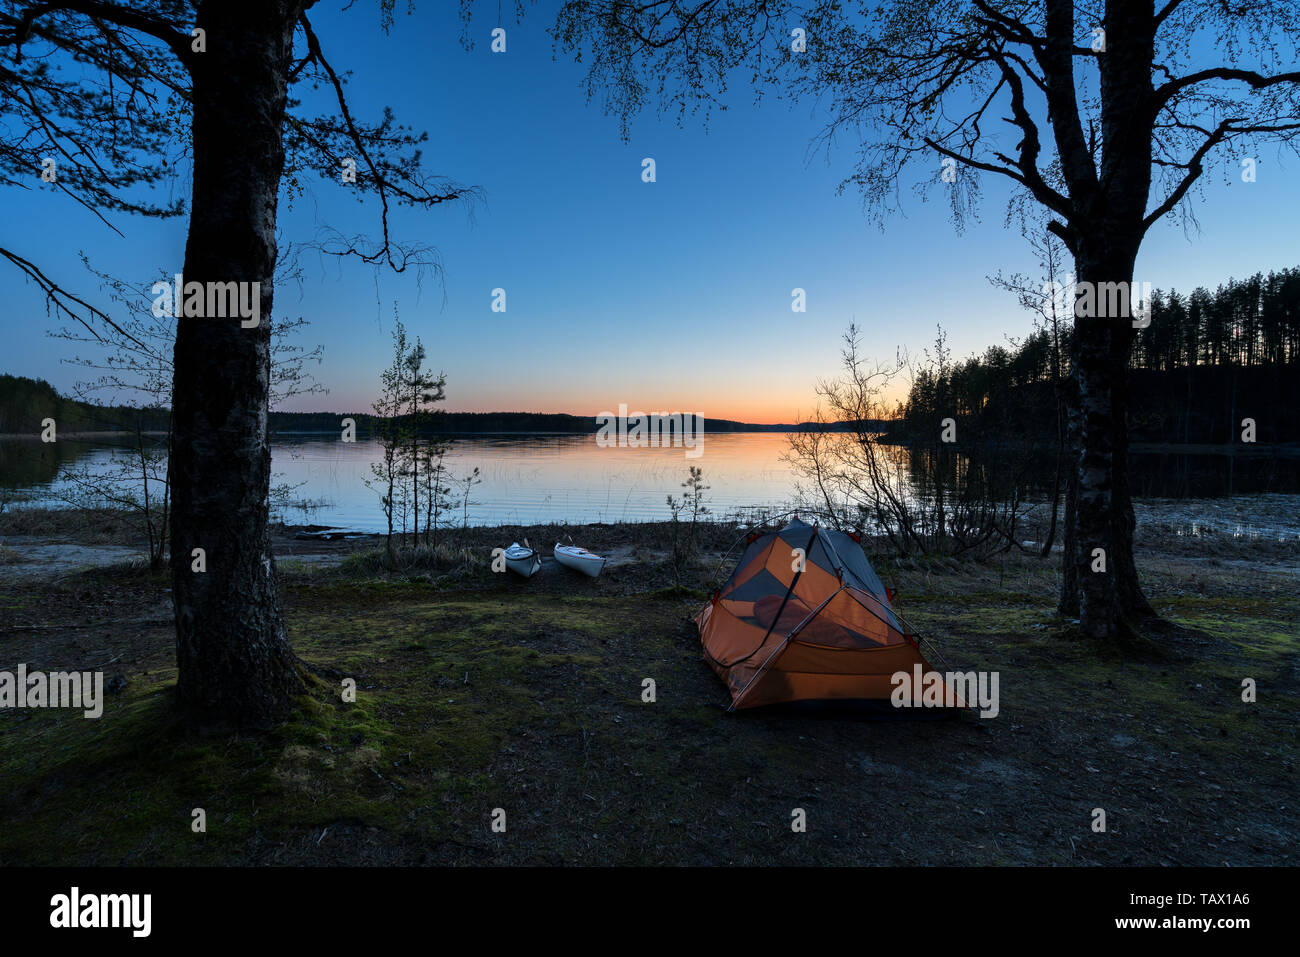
<box><xmin>266</xmin><ymin>410</ymin><xmax>867</xmax><ymax>435</ymax></box>
<box><xmin>0</xmin><ymin>375</ymin><xmax>869</xmax><ymax>436</ymax></box>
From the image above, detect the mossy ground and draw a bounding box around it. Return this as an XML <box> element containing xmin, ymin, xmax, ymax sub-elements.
<box><xmin>0</xmin><ymin>526</ymin><xmax>1295</xmax><ymax>865</ymax></box>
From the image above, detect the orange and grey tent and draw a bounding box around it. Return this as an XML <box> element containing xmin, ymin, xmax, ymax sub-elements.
<box><xmin>696</xmin><ymin>518</ymin><xmax>965</xmax><ymax>713</ymax></box>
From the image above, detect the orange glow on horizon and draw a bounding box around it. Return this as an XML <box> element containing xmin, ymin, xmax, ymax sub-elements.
<box><xmin>440</xmin><ymin>384</ymin><xmax>910</xmax><ymax>426</ymax></box>
<box><xmin>442</xmin><ymin>400</ymin><xmax>812</xmax><ymax>426</ymax></box>
<box><xmin>299</xmin><ymin>380</ymin><xmax>912</xmax><ymax>424</ymax></box>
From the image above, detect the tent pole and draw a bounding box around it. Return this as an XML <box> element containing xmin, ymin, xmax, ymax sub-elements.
<box><xmin>730</xmin><ymin>584</ymin><xmax>844</xmax><ymax>710</ymax></box>
<box><xmin>710</xmin><ymin>525</ymin><xmax>820</xmax><ymax>672</ymax></box>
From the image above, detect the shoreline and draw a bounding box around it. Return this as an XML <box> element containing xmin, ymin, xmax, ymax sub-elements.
<box><xmin>3</xmin><ymin>498</ymin><xmax>1298</xmax><ymax>585</ymax></box>
<box><xmin>3</xmin><ymin>430</ymin><xmax>1296</xmax><ymax>457</ymax></box>
<box><xmin>0</xmin><ymin>430</ymin><xmax>170</xmax><ymax>440</ymax></box>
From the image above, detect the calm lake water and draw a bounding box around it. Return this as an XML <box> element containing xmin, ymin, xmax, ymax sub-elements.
<box><xmin>1</xmin><ymin>432</ymin><xmax>1293</xmax><ymax>532</ymax></box>
<box><xmin>1</xmin><ymin>433</ymin><xmax>801</xmax><ymax>530</ymax></box>
<box><xmin>269</xmin><ymin>433</ymin><xmax>803</xmax><ymax>528</ymax></box>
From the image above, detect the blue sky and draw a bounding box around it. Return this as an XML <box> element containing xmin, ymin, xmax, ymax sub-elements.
<box><xmin>3</xmin><ymin>2</ymin><xmax>1298</xmax><ymax>422</ymax></box>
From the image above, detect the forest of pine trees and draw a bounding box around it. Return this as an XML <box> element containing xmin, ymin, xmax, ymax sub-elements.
<box><xmin>903</xmin><ymin>267</ymin><xmax>1300</xmax><ymax>445</ymax></box>
<box><xmin>0</xmin><ymin>374</ymin><xmax>171</xmax><ymax>435</ymax></box>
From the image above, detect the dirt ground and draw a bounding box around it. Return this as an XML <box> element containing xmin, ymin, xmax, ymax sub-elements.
<box><xmin>0</xmin><ymin>506</ymin><xmax>1296</xmax><ymax>865</ymax></box>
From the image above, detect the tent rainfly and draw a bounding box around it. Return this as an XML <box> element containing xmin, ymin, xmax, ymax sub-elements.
<box><xmin>696</xmin><ymin>518</ymin><xmax>966</xmax><ymax>713</ymax></box>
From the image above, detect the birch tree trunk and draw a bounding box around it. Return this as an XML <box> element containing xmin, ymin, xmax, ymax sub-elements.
<box><xmin>1052</xmin><ymin>0</ymin><xmax>1158</xmax><ymax>639</ymax></box>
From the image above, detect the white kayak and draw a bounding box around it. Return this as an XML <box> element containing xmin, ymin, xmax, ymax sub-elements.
<box><xmin>503</xmin><ymin>542</ymin><xmax>541</xmax><ymax>578</ymax></box>
<box><xmin>554</xmin><ymin>543</ymin><xmax>606</xmax><ymax>578</ymax></box>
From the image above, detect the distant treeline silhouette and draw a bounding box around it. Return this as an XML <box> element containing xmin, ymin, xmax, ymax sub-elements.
<box><xmin>901</xmin><ymin>267</ymin><xmax>1300</xmax><ymax>445</ymax></box>
<box><xmin>267</xmin><ymin>410</ymin><xmax>848</xmax><ymax>434</ymax></box>
<box><xmin>0</xmin><ymin>379</ymin><xmax>853</xmax><ymax>436</ymax></box>
<box><xmin>268</xmin><ymin>410</ymin><xmax>598</xmax><ymax>434</ymax></box>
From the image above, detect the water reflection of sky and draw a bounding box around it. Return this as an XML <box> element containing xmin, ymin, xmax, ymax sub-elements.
<box><xmin>4</xmin><ymin>433</ymin><xmax>807</xmax><ymax>530</ymax></box>
<box><xmin>4</xmin><ymin>435</ymin><xmax>1297</xmax><ymax>536</ymax></box>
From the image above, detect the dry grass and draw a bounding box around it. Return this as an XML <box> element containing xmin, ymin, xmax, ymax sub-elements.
<box><xmin>338</xmin><ymin>541</ymin><xmax>486</xmax><ymax>578</ymax></box>
<box><xmin>0</xmin><ymin>506</ymin><xmax>145</xmax><ymax>545</ymax></box>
